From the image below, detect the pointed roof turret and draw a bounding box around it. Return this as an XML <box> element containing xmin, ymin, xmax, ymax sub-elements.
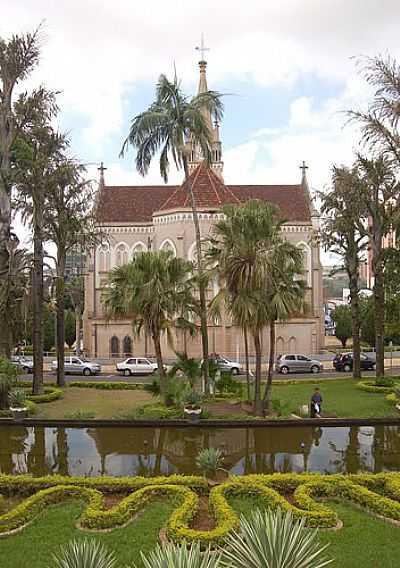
<box><xmin>158</xmin><ymin>162</ymin><xmax>240</xmax><ymax>212</ymax></box>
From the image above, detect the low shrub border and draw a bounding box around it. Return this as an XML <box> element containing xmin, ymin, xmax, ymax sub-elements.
<box><xmin>17</xmin><ymin>382</ymin><xmax>63</xmax><ymax>404</ymax></box>
<box><xmin>0</xmin><ymin>400</ymin><xmax>36</xmax><ymax>418</ymax></box>
<box><xmin>2</xmin><ymin>473</ymin><xmax>400</xmax><ymax>544</ymax></box>
<box><xmin>356</xmin><ymin>380</ymin><xmax>396</xmax><ymax>394</ymax></box>
<box><xmin>69</xmin><ymin>381</ymin><xmax>144</xmax><ymax>390</ymax></box>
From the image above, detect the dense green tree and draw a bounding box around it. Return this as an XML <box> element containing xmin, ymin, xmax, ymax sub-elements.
<box><xmin>103</xmin><ymin>251</ymin><xmax>196</xmax><ymax>403</ymax></box>
<box><xmin>331</xmin><ymin>305</ymin><xmax>352</xmax><ymax>348</ymax></box>
<box><xmin>320</xmin><ymin>166</ymin><xmax>367</xmax><ymax>378</ymax></box>
<box><xmin>14</xmin><ymin>98</ymin><xmax>61</xmax><ymax>394</ymax></box>
<box><xmin>263</xmin><ymin>249</ymin><xmax>305</xmax><ymax>411</ymax></box>
<box><xmin>121</xmin><ymin>73</ymin><xmax>223</xmax><ymax>393</ymax></box>
<box><xmin>0</xmin><ymin>28</ymin><xmax>41</xmax><ymax>356</ymax></box>
<box><xmin>208</xmin><ymin>200</ymin><xmax>304</xmax><ymax>415</ymax></box>
<box><xmin>44</xmin><ymin>158</ymin><xmax>99</xmax><ymax>386</ymax></box>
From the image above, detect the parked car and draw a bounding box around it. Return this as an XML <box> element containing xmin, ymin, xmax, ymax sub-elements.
<box><xmin>11</xmin><ymin>355</ymin><xmax>33</xmax><ymax>373</ymax></box>
<box><xmin>275</xmin><ymin>354</ymin><xmax>323</xmax><ymax>374</ymax></box>
<box><xmin>333</xmin><ymin>352</ymin><xmax>375</xmax><ymax>372</ymax></box>
<box><xmin>51</xmin><ymin>357</ymin><xmax>101</xmax><ymax>376</ymax></box>
<box><xmin>207</xmin><ymin>355</ymin><xmax>242</xmax><ymax>375</ymax></box>
<box><xmin>116</xmin><ymin>357</ymin><xmax>159</xmax><ymax>376</ymax></box>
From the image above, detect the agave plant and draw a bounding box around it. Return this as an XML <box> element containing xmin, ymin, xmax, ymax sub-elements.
<box><xmin>196</xmin><ymin>447</ymin><xmax>225</xmax><ymax>476</ymax></box>
<box><xmin>138</xmin><ymin>541</ymin><xmax>222</xmax><ymax>568</ymax></box>
<box><xmin>221</xmin><ymin>508</ymin><xmax>333</xmax><ymax>568</ymax></box>
<box><xmin>51</xmin><ymin>539</ymin><xmax>118</xmax><ymax>568</ymax></box>
<box><xmin>9</xmin><ymin>388</ymin><xmax>27</xmax><ymax>409</ymax></box>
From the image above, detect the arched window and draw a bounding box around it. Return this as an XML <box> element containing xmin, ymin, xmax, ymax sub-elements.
<box><xmin>110</xmin><ymin>336</ymin><xmax>120</xmax><ymax>357</ymax></box>
<box><xmin>276</xmin><ymin>336</ymin><xmax>285</xmax><ymax>355</ymax></box>
<box><xmin>123</xmin><ymin>336</ymin><xmax>133</xmax><ymax>356</ymax></box>
<box><xmin>115</xmin><ymin>243</ymin><xmax>129</xmax><ymax>267</ymax></box>
<box><xmin>159</xmin><ymin>238</ymin><xmax>177</xmax><ymax>257</ymax></box>
<box><xmin>98</xmin><ymin>244</ymin><xmax>110</xmax><ymax>272</ymax></box>
<box><xmin>297</xmin><ymin>242</ymin><xmax>312</xmax><ymax>287</ymax></box>
<box><xmin>132</xmin><ymin>242</ymin><xmax>147</xmax><ymax>258</ymax></box>
<box><xmin>289</xmin><ymin>336</ymin><xmax>296</xmax><ymax>352</ymax></box>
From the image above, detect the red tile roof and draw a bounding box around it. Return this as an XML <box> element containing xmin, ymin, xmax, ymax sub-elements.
<box><xmin>97</xmin><ymin>164</ymin><xmax>311</xmax><ymax>224</ymax></box>
<box><xmin>159</xmin><ymin>162</ymin><xmax>241</xmax><ymax>211</ymax></box>
<box><xmin>97</xmin><ymin>185</ymin><xmax>176</xmax><ymax>223</ymax></box>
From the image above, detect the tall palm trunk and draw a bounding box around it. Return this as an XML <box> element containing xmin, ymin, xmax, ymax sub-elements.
<box><xmin>183</xmin><ymin>157</ymin><xmax>209</xmax><ymax>393</ymax></box>
<box><xmin>32</xmin><ymin>198</ymin><xmax>44</xmax><ymax>395</ymax></box>
<box><xmin>56</xmin><ymin>249</ymin><xmax>66</xmax><ymax>387</ymax></box>
<box><xmin>263</xmin><ymin>319</ymin><xmax>276</xmax><ymax>413</ymax></box>
<box><xmin>0</xmin><ymin>166</ymin><xmax>11</xmax><ymax>358</ymax></box>
<box><xmin>349</xmin><ymin>268</ymin><xmax>361</xmax><ymax>379</ymax></box>
<box><xmin>75</xmin><ymin>305</ymin><xmax>82</xmax><ymax>356</ymax></box>
<box><xmin>152</xmin><ymin>326</ymin><xmax>167</xmax><ymax>403</ymax></box>
<box><xmin>374</xmin><ymin>253</ymin><xmax>385</xmax><ymax>378</ymax></box>
<box><xmin>253</xmin><ymin>330</ymin><xmax>263</xmax><ymax>416</ymax></box>
<box><xmin>243</xmin><ymin>326</ymin><xmax>250</xmax><ymax>402</ymax></box>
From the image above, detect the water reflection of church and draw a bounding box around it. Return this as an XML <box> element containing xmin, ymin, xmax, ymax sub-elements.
<box><xmin>2</xmin><ymin>425</ymin><xmax>400</xmax><ymax>477</ymax></box>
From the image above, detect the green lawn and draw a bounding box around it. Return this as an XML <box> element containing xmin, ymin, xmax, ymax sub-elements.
<box><xmin>0</xmin><ymin>500</ymin><xmax>174</xmax><ymax>568</ymax></box>
<box><xmin>2</xmin><ymin>496</ymin><xmax>400</xmax><ymax>567</ymax></box>
<box><xmin>29</xmin><ymin>379</ymin><xmax>399</xmax><ymax>420</ymax></box>
<box><xmin>229</xmin><ymin>496</ymin><xmax>400</xmax><ymax>568</ymax></box>
<box><xmin>271</xmin><ymin>379</ymin><xmax>399</xmax><ymax>418</ymax></box>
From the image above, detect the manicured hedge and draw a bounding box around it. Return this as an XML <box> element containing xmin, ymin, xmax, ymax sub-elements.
<box><xmin>0</xmin><ymin>400</ymin><xmax>37</xmax><ymax>418</ymax></box>
<box><xmin>356</xmin><ymin>380</ymin><xmax>396</xmax><ymax>394</ymax></box>
<box><xmin>69</xmin><ymin>381</ymin><xmax>144</xmax><ymax>390</ymax></box>
<box><xmin>2</xmin><ymin>472</ymin><xmax>400</xmax><ymax>544</ymax></box>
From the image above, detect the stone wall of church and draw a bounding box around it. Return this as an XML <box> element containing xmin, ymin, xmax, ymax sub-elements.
<box><xmin>83</xmin><ymin>216</ymin><xmax>325</xmax><ymax>359</ymax></box>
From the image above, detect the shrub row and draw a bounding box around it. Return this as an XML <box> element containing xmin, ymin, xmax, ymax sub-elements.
<box><xmin>0</xmin><ymin>400</ymin><xmax>37</xmax><ymax>418</ymax></box>
<box><xmin>2</xmin><ymin>472</ymin><xmax>400</xmax><ymax>543</ymax></box>
<box><xmin>356</xmin><ymin>380</ymin><xmax>396</xmax><ymax>394</ymax></box>
<box><xmin>69</xmin><ymin>381</ymin><xmax>144</xmax><ymax>390</ymax></box>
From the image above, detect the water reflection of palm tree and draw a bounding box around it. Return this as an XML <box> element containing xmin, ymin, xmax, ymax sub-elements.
<box><xmin>27</xmin><ymin>427</ymin><xmax>49</xmax><ymax>476</ymax></box>
<box><xmin>56</xmin><ymin>428</ymin><xmax>69</xmax><ymax>475</ymax></box>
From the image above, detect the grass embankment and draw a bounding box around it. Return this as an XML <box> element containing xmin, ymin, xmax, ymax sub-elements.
<box><xmin>35</xmin><ymin>388</ymin><xmax>153</xmax><ymax>420</ymax></box>
<box><xmin>272</xmin><ymin>379</ymin><xmax>399</xmax><ymax>418</ymax></box>
<box><xmin>230</xmin><ymin>496</ymin><xmax>400</xmax><ymax>568</ymax></box>
<box><xmin>30</xmin><ymin>379</ymin><xmax>399</xmax><ymax>420</ymax></box>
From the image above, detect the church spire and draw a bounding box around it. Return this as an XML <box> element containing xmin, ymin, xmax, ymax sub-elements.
<box><xmin>188</xmin><ymin>34</ymin><xmax>224</xmax><ymax>180</ymax></box>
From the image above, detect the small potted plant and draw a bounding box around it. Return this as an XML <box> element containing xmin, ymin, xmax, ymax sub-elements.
<box><xmin>183</xmin><ymin>390</ymin><xmax>203</xmax><ymax>422</ymax></box>
<box><xmin>9</xmin><ymin>388</ymin><xmax>28</xmax><ymax>420</ymax></box>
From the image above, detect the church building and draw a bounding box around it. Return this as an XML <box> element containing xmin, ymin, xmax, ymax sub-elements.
<box><xmin>83</xmin><ymin>57</ymin><xmax>324</xmax><ymax>360</ymax></box>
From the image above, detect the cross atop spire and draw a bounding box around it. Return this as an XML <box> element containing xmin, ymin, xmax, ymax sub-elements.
<box><xmin>98</xmin><ymin>161</ymin><xmax>107</xmax><ymax>188</ymax></box>
<box><xmin>299</xmin><ymin>160</ymin><xmax>308</xmax><ymax>185</ymax></box>
<box><xmin>195</xmin><ymin>33</ymin><xmax>209</xmax><ymax>62</ymax></box>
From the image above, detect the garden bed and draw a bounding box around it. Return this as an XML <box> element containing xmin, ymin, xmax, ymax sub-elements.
<box><xmin>1</xmin><ymin>472</ymin><xmax>400</xmax><ymax>567</ymax></box>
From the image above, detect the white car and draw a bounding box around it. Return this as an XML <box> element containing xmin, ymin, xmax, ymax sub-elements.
<box><xmin>11</xmin><ymin>356</ymin><xmax>34</xmax><ymax>373</ymax></box>
<box><xmin>51</xmin><ymin>357</ymin><xmax>102</xmax><ymax>376</ymax></box>
<box><xmin>116</xmin><ymin>357</ymin><xmax>159</xmax><ymax>377</ymax></box>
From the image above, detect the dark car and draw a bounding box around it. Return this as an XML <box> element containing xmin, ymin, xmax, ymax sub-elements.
<box><xmin>333</xmin><ymin>352</ymin><xmax>375</xmax><ymax>372</ymax></box>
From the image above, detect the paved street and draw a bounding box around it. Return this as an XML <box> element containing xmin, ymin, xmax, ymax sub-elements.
<box><xmin>19</xmin><ymin>365</ymin><xmax>400</xmax><ymax>384</ymax></box>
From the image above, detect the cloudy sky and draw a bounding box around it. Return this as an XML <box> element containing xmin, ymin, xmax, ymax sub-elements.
<box><xmin>4</xmin><ymin>0</ymin><xmax>400</xmax><ymax>256</ymax></box>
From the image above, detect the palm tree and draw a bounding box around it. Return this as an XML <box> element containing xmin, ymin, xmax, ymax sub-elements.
<box><xmin>208</xmin><ymin>200</ymin><xmax>286</xmax><ymax>416</ymax></box>
<box><xmin>263</xmin><ymin>246</ymin><xmax>305</xmax><ymax>412</ymax></box>
<box><xmin>0</xmin><ymin>28</ymin><xmax>41</xmax><ymax>356</ymax></box>
<box><xmin>102</xmin><ymin>250</ymin><xmax>195</xmax><ymax>403</ymax></box>
<box><xmin>120</xmin><ymin>73</ymin><xmax>223</xmax><ymax>392</ymax></box>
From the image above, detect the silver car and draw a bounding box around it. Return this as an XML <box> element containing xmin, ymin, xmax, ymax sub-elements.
<box><xmin>116</xmin><ymin>357</ymin><xmax>158</xmax><ymax>376</ymax></box>
<box><xmin>51</xmin><ymin>357</ymin><xmax>101</xmax><ymax>376</ymax></box>
<box><xmin>208</xmin><ymin>355</ymin><xmax>242</xmax><ymax>375</ymax></box>
<box><xmin>11</xmin><ymin>356</ymin><xmax>33</xmax><ymax>373</ymax></box>
<box><xmin>275</xmin><ymin>354</ymin><xmax>323</xmax><ymax>374</ymax></box>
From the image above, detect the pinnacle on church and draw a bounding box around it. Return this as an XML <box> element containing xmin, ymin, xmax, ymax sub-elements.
<box><xmin>98</xmin><ymin>161</ymin><xmax>107</xmax><ymax>188</ymax></box>
<box><xmin>188</xmin><ymin>34</ymin><xmax>224</xmax><ymax>179</ymax></box>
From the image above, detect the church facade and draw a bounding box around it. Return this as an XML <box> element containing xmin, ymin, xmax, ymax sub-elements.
<box><xmin>83</xmin><ymin>60</ymin><xmax>324</xmax><ymax>360</ymax></box>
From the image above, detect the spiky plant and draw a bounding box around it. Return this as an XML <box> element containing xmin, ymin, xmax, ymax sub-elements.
<box><xmin>51</xmin><ymin>539</ymin><xmax>117</xmax><ymax>568</ymax></box>
<box><xmin>221</xmin><ymin>508</ymin><xmax>333</xmax><ymax>568</ymax></box>
<box><xmin>196</xmin><ymin>447</ymin><xmax>224</xmax><ymax>475</ymax></box>
<box><xmin>138</xmin><ymin>541</ymin><xmax>222</xmax><ymax>568</ymax></box>
<box><xmin>9</xmin><ymin>388</ymin><xmax>27</xmax><ymax>408</ymax></box>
